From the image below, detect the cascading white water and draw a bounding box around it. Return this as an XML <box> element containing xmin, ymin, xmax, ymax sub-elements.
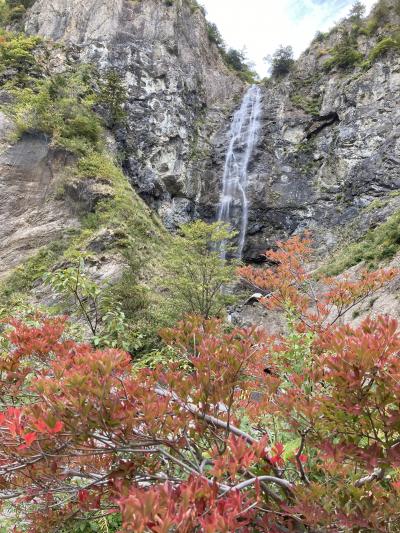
<box><xmin>218</xmin><ymin>84</ymin><xmax>262</xmax><ymax>259</ymax></box>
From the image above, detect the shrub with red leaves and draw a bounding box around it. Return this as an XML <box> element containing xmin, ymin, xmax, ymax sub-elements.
<box><xmin>0</xmin><ymin>236</ymin><xmax>399</xmax><ymax>532</ymax></box>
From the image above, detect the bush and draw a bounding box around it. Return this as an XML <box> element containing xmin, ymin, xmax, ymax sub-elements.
<box><xmin>1</xmin><ymin>236</ymin><xmax>399</xmax><ymax>532</ymax></box>
<box><xmin>224</xmin><ymin>48</ymin><xmax>246</xmax><ymax>71</ymax></box>
<box><xmin>0</xmin><ymin>237</ymin><xmax>75</xmax><ymax>303</ymax></box>
<box><xmin>369</xmin><ymin>33</ymin><xmax>400</xmax><ymax>63</ymax></box>
<box><xmin>10</xmin><ymin>67</ymin><xmax>103</xmax><ymax>153</ymax></box>
<box><xmin>290</xmin><ymin>93</ymin><xmax>321</xmax><ymax>116</ymax></box>
<box><xmin>0</xmin><ymin>0</ymin><xmax>35</xmax><ymax>24</ymax></box>
<box><xmin>163</xmin><ymin>221</ymin><xmax>238</xmax><ymax>319</ymax></box>
<box><xmin>222</xmin><ymin>47</ymin><xmax>257</xmax><ymax>82</ymax></box>
<box><xmin>323</xmin><ymin>210</ymin><xmax>400</xmax><ymax>275</ymax></box>
<box><xmin>313</xmin><ymin>31</ymin><xmax>327</xmax><ymax>43</ymax></box>
<box><xmin>77</xmin><ymin>152</ymin><xmax>121</xmax><ymax>182</ymax></box>
<box><xmin>0</xmin><ymin>30</ymin><xmax>41</xmax><ymax>83</ymax></box>
<box><xmin>96</xmin><ymin>69</ymin><xmax>127</xmax><ymax>127</ymax></box>
<box><xmin>206</xmin><ymin>21</ymin><xmax>224</xmax><ymax>48</ymax></box>
<box><xmin>323</xmin><ymin>33</ymin><xmax>363</xmax><ymax>71</ymax></box>
<box><xmin>45</xmin><ymin>258</ymin><xmax>149</xmax><ymax>352</ymax></box>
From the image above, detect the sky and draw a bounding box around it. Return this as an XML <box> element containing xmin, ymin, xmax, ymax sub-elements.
<box><xmin>200</xmin><ymin>0</ymin><xmax>377</xmax><ymax>77</ymax></box>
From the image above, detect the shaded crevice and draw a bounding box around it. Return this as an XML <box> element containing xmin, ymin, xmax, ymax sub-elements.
<box><xmin>305</xmin><ymin>111</ymin><xmax>339</xmax><ymax>139</ymax></box>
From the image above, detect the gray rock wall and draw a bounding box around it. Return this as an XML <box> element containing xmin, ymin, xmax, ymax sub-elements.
<box><xmin>25</xmin><ymin>0</ymin><xmax>244</xmax><ymax>230</ymax></box>
<box><xmin>0</xmin><ymin>125</ymin><xmax>79</xmax><ymax>278</ymax></box>
<box><xmin>23</xmin><ymin>0</ymin><xmax>400</xmax><ymax>262</ymax></box>
<box><xmin>196</xmin><ymin>6</ymin><xmax>400</xmax><ymax>260</ymax></box>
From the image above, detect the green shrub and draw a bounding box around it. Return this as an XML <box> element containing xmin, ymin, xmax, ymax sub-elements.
<box><xmin>10</xmin><ymin>67</ymin><xmax>103</xmax><ymax>153</ymax></box>
<box><xmin>360</xmin><ymin>18</ymin><xmax>379</xmax><ymax>36</ymax></box>
<box><xmin>206</xmin><ymin>21</ymin><xmax>224</xmax><ymax>48</ymax></box>
<box><xmin>323</xmin><ymin>210</ymin><xmax>400</xmax><ymax>275</ymax></box>
<box><xmin>0</xmin><ymin>235</ymin><xmax>76</xmax><ymax>303</ymax></box>
<box><xmin>61</xmin><ymin>111</ymin><xmax>101</xmax><ymax>145</ymax></box>
<box><xmin>323</xmin><ymin>33</ymin><xmax>363</xmax><ymax>71</ymax></box>
<box><xmin>224</xmin><ymin>48</ymin><xmax>246</xmax><ymax>71</ymax></box>
<box><xmin>222</xmin><ymin>47</ymin><xmax>257</xmax><ymax>82</ymax></box>
<box><xmin>313</xmin><ymin>31</ymin><xmax>327</xmax><ymax>43</ymax></box>
<box><xmin>0</xmin><ymin>30</ymin><xmax>41</xmax><ymax>83</ymax></box>
<box><xmin>369</xmin><ymin>33</ymin><xmax>400</xmax><ymax>62</ymax></box>
<box><xmin>59</xmin><ymin>513</ymin><xmax>122</xmax><ymax>533</ymax></box>
<box><xmin>96</xmin><ymin>69</ymin><xmax>127</xmax><ymax>127</ymax></box>
<box><xmin>0</xmin><ymin>0</ymin><xmax>35</xmax><ymax>25</ymax></box>
<box><xmin>77</xmin><ymin>152</ymin><xmax>122</xmax><ymax>182</ymax></box>
<box><xmin>162</xmin><ymin>221</ymin><xmax>238</xmax><ymax>320</ymax></box>
<box><xmin>290</xmin><ymin>93</ymin><xmax>321</xmax><ymax>116</ymax></box>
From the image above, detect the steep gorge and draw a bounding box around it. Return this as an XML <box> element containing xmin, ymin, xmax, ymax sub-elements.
<box><xmin>25</xmin><ymin>0</ymin><xmax>244</xmax><ymax>229</ymax></box>
<box><xmin>1</xmin><ymin>2</ymin><xmax>400</xmax><ymax>528</ymax></box>
<box><xmin>0</xmin><ymin>0</ymin><xmax>400</xmax><ymax>318</ymax></box>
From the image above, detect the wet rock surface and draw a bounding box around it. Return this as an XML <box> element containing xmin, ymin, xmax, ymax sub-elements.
<box><xmin>200</xmin><ymin>48</ymin><xmax>400</xmax><ymax>260</ymax></box>
<box><xmin>26</xmin><ymin>0</ymin><xmax>244</xmax><ymax>230</ymax></box>
<box><xmin>21</xmin><ymin>0</ymin><xmax>400</xmax><ymax>263</ymax></box>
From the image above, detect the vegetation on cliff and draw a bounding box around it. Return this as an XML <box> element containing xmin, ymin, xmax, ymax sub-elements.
<box><xmin>0</xmin><ymin>28</ymin><xmax>167</xmax><ymax>356</ymax></box>
<box><xmin>324</xmin><ymin>210</ymin><xmax>400</xmax><ymax>276</ymax></box>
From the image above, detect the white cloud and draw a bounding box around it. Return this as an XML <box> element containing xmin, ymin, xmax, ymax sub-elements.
<box><xmin>200</xmin><ymin>0</ymin><xmax>378</xmax><ymax>76</ymax></box>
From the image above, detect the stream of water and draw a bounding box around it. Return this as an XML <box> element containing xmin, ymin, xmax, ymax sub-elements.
<box><xmin>217</xmin><ymin>84</ymin><xmax>262</xmax><ymax>259</ymax></box>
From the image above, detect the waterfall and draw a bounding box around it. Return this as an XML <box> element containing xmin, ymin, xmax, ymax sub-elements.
<box><xmin>217</xmin><ymin>84</ymin><xmax>262</xmax><ymax>259</ymax></box>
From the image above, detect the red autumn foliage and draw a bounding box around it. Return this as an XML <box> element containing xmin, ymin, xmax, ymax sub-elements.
<box><xmin>238</xmin><ymin>232</ymin><xmax>398</xmax><ymax>331</ymax></box>
<box><xmin>0</xmin><ymin>235</ymin><xmax>399</xmax><ymax>532</ymax></box>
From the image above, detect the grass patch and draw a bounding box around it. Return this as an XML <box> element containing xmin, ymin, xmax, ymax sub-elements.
<box><xmin>290</xmin><ymin>93</ymin><xmax>321</xmax><ymax>116</ymax></box>
<box><xmin>323</xmin><ymin>211</ymin><xmax>400</xmax><ymax>275</ymax></box>
<box><xmin>363</xmin><ymin>198</ymin><xmax>389</xmax><ymax>212</ymax></box>
<box><xmin>369</xmin><ymin>33</ymin><xmax>400</xmax><ymax>62</ymax></box>
<box><xmin>0</xmin><ymin>232</ymin><xmax>77</xmax><ymax>305</ymax></box>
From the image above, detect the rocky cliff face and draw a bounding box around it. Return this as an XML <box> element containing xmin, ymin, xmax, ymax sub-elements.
<box><xmin>0</xmin><ymin>115</ymin><xmax>79</xmax><ymax>280</ymax></box>
<box><xmin>1</xmin><ymin>0</ymin><xmax>400</xmax><ymax>287</ymax></box>
<box><xmin>196</xmin><ymin>1</ymin><xmax>400</xmax><ymax>261</ymax></box>
<box><xmin>25</xmin><ymin>0</ymin><xmax>244</xmax><ymax>230</ymax></box>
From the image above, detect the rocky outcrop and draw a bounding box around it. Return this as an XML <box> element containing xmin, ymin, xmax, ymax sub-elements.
<box><xmin>0</xmin><ymin>117</ymin><xmax>79</xmax><ymax>279</ymax></box>
<box><xmin>14</xmin><ymin>0</ymin><xmax>400</xmax><ymax>267</ymax></box>
<box><xmin>25</xmin><ymin>0</ymin><xmax>244</xmax><ymax>230</ymax></box>
<box><xmin>197</xmin><ymin>4</ymin><xmax>400</xmax><ymax>260</ymax></box>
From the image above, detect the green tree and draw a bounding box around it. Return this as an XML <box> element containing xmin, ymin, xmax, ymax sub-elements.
<box><xmin>164</xmin><ymin>221</ymin><xmax>238</xmax><ymax>319</ymax></box>
<box><xmin>349</xmin><ymin>0</ymin><xmax>366</xmax><ymax>20</ymax></box>
<box><xmin>224</xmin><ymin>48</ymin><xmax>247</xmax><ymax>71</ymax></box>
<box><xmin>206</xmin><ymin>21</ymin><xmax>224</xmax><ymax>49</ymax></box>
<box><xmin>266</xmin><ymin>45</ymin><xmax>294</xmax><ymax>77</ymax></box>
<box><xmin>97</xmin><ymin>69</ymin><xmax>127</xmax><ymax>127</ymax></box>
<box><xmin>44</xmin><ymin>258</ymin><xmax>144</xmax><ymax>352</ymax></box>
